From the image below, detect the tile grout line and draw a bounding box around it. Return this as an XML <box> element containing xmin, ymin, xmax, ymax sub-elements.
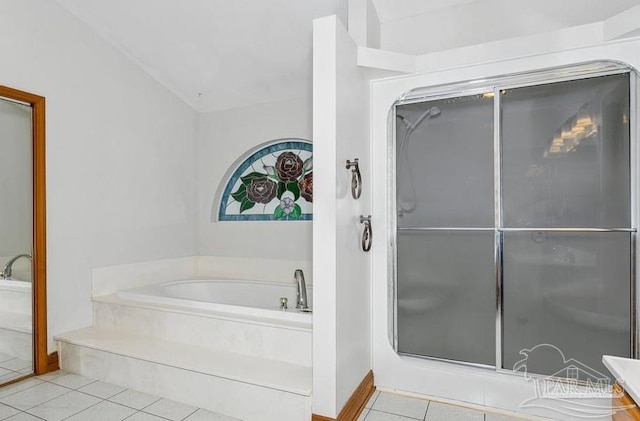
<box><xmin>0</xmin><ymin>380</ymin><xmax>43</xmax><ymax>401</ymax></box>
<box><xmin>2</xmin><ymin>372</ymin><xmax>157</xmax><ymax>421</ymax></box>
<box><xmin>122</xmin><ymin>409</ymin><xmax>164</xmax><ymax>421</ymax></box>
<box><xmin>121</xmin><ymin>411</ymin><xmax>136</xmax><ymax>421</ymax></box>
<box><xmin>134</xmin><ymin>394</ymin><xmax>163</xmax><ymax>412</ymax></box>
<box><xmin>1</xmin><ymin>385</ymin><xmax>75</xmax><ymax>414</ymax></box>
<box><xmin>366</xmin><ymin>408</ymin><xmax>424</xmax><ymax>420</ymax></box>
<box><xmin>139</xmin><ymin>409</ymin><xmax>175</xmax><ymax>421</ymax></box>
<box><xmin>42</xmin><ymin>376</ymin><xmax>99</xmax><ymax>389</ymax></box>
<box><xmin>106</xmin><ymin>388</ymin><xmax>163</xmax><ymax>412</ymax></box>
<box><xmin>140</xmin><ymin>400</ymin><xmax>199</xmax><ymax>421</ymax></box>
<box><xmin>4</xmin><ymin>375</ymin><xmax>235</xmax><ymax>421</ymax></box>
<box><xmin>24</xmin><ymin>382</ymin><xmax>103</xmax><ymax>420</ymax></box>
<box><xmin>19</xmin><ymin>411</ymin><xmax>46</xmax><ymax>420</ymax></box>
<box><xmin>57</xmin><ymin>395</ymin><xmax>109</xmax><ymax>421</ymax></box>
<box><xmin>423</xmin><ymin>399</ymin><xmax>430</xmax><ymax>421</ymax></box>
<box><xmin>178</xmin><ymin>406</ymin><xmax>199</xmax><ymax>420</ymax></box>
<box><xmin>369</xmin><ymin>392</ymin><xmax>431</xmax><ymax>421</ymax></box>
<box><xmin>9</xmin><ymin>375</ymin><xmax>105</xmax><ymax>421</ymax></box>
<box><xmin>370</xmin><ymin>391</ymin><xmax>380</xmax><ymax>408</ymax></box>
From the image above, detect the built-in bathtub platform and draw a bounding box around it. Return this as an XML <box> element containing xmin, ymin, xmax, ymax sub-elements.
<box><xmin>56</xmin><ymin>258</ymin><xmax>314</xmax><ymax>421</ymax></box>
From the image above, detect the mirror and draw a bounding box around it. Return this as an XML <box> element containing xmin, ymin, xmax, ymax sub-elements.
<box><xmin>0</xmin><ymin>95</ymin><xmax>34</xmax><ymax>383</ymax></box>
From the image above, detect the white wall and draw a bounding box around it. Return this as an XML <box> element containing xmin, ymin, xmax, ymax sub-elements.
<box><xmin>334</xmin><ymin>19</ymin><xmax>372</xmax><ymax>413</ymax></box>
<box><xmin>313</xmin><ymin>15</ymin><xmax>372</xmax><ymax>418</ymax></box>
<box><xmin>196</xmin><ymin>98</ymin><xmax>312</xmax><ymax>264</ymax></box>
<box><xmin>348</xmin><ymin>0</ymin><xmax>381</xmax><ymax>48</ymax></box>
<box><xmin>0</xmin><ymin>0</ymin><xmax>198</xmax><ymax>351</ymax></box>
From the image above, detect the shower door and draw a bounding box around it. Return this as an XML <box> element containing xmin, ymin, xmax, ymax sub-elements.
<box><xmin>393</xmin><ymin>64</ymin><xmax>634</xmax><ymax>376</ymax></box>
<box><xmin>500</xmin><ymin>73</ymin><xmax>632</xmax><ymax>376</ymax></box>
<box><xmin>395</xmin><ymin>93</ymin><xmax>497</xmax><ymax>366</ymax></box>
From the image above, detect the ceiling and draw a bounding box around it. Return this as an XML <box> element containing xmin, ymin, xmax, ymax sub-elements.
<box><xmin>371</xmin><ymin>0</ymin><xmax>479</xmax><ymax>22</ymax></box>
<box><xmin>55</xmin><ymin>0</ymin><xmax>347</xmax><ymax>113</ymax></box>
<box><xmin>55</xmin><ymin>0</ymin><xmax>640</xmax><ymax>113</ymax></box>
<box><xmin>374</xmin><ymin>0</ymin><xmax>640</xmax><ymax>54</ymax></box>
<box><xmin>371</xmin><ymin>0</ymin><xmax>640</xmax><ymax>24</ymax></box>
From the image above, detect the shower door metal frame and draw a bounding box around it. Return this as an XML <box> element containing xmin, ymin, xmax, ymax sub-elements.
<box><xmin>389</xmin><ymin>60</ymin><xmax>639</xmax><ymax>372</ymax></box>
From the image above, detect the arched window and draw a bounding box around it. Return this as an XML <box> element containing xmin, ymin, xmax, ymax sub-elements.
<box><xmin>213</xmin><ymin>139</ymin><xmax>312</xmax><ymax>221</ymax></box>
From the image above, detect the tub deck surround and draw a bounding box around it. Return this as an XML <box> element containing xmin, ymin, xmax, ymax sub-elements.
<box><xmin>92</xmin><ymin>293</ymin><xmax>312</xmax><ymax>366</ymax></box>
<box><xmin>116</xmin><ymin>279</ymin><xmax>314</xmax><ymax>325</ymax></box>
<box><xmin>91</xmin><ymin>257</ymin><xmax>199</xmax><ymax>297</ymax></box>
<box><xmin>56</xmin><ymin>328</ymin><xmax>311</xmax><ymax>421</ymax></box>
<box><xmin>91</xmin><ymin>256</ymin><xmax>313</xmax><ymax>298</ymax></box>
<box><xmin>94</xmin><ymin>292</ymin><xmax>311</xmax><ymax>331</ymax></box>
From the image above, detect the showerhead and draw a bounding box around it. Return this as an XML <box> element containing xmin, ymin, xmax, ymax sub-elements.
<box><xmin>396</xmin><ymin>106</ymin><xmax>441</xmax><ymax>133</ymax></box>
<box><xmin>409</xmin><ymin>106</ymin><xmax>441</xmax><ymax>132</ymax></box>
<box><xmin>427</xmin><ymin>106</ymin><xmax>441</xmax><ymax>118</ymax></box>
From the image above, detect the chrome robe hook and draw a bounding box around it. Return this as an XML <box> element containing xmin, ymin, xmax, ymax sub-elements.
<box><xmin>346</xmin><ymin>158</ymin><xmax>362</xmax><ymax>199</ymax></box>
<box><xmin>359</xmin><ymin>215</ymin><xmax>372</xmax><ymax>252</ymax></box>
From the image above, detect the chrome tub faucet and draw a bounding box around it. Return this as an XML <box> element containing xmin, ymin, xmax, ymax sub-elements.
<box><xmin>294</xmin><ymin>269</ymin><xmax>309</xmax><ymax>310</ymax></box>
<box><xmin>1</xmin><ymin>254</ymin><xmax>32</xmax><ymax>279</ymax></box>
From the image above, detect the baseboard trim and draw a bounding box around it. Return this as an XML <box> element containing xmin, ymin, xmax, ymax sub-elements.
<box><xmin>311</xmin><ymin>416</ymin><xmax>335</xmax><ymax>421</ymax></box>
<box><xmin>312</xmin><ymin>370</ymin><xmax>375</xmax><ymax>421</ymax></box>
<box><xmin>338</xmin><ymin>371</ymin><xmax>375</xmax><ymax>421</ymax></box>
<box><xmin>46</xmin><ymin>351</ymin><xmax>59</xmax><ymax>372</ymax></box>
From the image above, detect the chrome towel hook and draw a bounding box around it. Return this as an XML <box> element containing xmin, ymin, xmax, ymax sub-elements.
<box><xmin>346</xmin><ymin>158</ymin><xmax>362</xmax><ymax>199</ymax></box>
<box><xmin>359</xmin><ymin>215</ymin><xmax>372</xmax><ymax>252</ymax></box>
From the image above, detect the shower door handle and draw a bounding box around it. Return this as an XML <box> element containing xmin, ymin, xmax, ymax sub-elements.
<box><xmin>346</xmin><ymin>158</ymin><xmax>362</xmax><ymax>199</ymax></box>
<box><xmin>360</xmin><ymin>215</ymin><xmax>372</xmax><ymax>252</ymax></box>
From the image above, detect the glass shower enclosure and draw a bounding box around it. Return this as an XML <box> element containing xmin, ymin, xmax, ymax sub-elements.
<box><xmin>392</xmin><ymin>62</ymin><xmax>635</xmax><ymax>377</ymax></box>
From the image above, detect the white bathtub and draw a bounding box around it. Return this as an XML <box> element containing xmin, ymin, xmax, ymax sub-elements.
<box><xmin>117</xmin><ymin>279</ymin><xmax>313</xmax><ymax>325</ymax></box>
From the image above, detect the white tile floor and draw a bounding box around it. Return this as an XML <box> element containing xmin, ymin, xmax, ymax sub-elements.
<box><xmin>0</xmin><ymin>371</ymin><xmax>549</xmax><ymax>421</ymax></box>
<box><xmin>0</xmin><ymin>353</ymin><xmax>33</xmax><ymax>385</ymax></box>
<box><xmin>0</xmin><ymin>371</ymin><xmax>239</xmax><ymax>421</ymax></box>
<box><xmin>358</xmin><ymin>390</ymin><xmax>537</xmax><ymax>421</ymax></box>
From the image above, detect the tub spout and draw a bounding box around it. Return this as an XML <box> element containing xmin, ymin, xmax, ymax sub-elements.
<box><xmin>294</xmin><ymin>269</ymin><xmax>308</xmax><ymax>310</ymax></box>
<box><xmin>1</xmin><ymin>254</ymin><xmax>32</xmax><ymax>279</ymax></box>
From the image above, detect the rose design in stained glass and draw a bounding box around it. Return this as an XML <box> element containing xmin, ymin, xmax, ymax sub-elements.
<box><xmin>299</xmin><ymin>172</ymin><xmax>313</xmax><ymax>203</ymax></box>
<box><xmin>275</xmin><ymin>152</ymin><xmax>304</xmax><ymax>182</ymax></box>
<box><xmin>214</xmin><ymin>139</ymin><xmax>312</xmax><ymax>221</ymax></box>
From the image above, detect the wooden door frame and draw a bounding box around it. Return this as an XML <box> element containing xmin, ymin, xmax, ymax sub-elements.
<box><xmin>0</xmin><ymin>85</ymin><xmax>48</xmax><ymax>374</ymax></box>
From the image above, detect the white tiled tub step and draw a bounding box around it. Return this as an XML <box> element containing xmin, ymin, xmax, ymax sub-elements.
<box><xmin>92</xmin><ymin>294</ymin><xmax>312</xmax><ymax>366</ymax></box>
<box><xmin>55</xmin><ymin>327</ymin><xmax>312</xmax><ymax>421</ymax></box>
